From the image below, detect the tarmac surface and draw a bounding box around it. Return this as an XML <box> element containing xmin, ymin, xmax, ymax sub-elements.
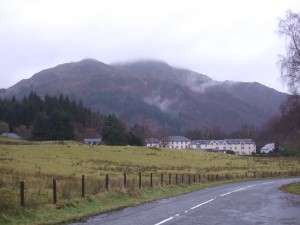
<box><xmin>70</xmin><ymin>178</ymin><xmax>300</xmax><ymax>225</ymax></box>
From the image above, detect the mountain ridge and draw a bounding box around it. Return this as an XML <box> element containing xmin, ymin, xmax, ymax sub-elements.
<box><xmin>0</xmin><ymin>59</ymin><xmax>288</xmax><ymax>132</ymax></box>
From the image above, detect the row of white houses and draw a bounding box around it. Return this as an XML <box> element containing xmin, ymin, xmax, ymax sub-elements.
<box><xmin>145</xmin><ymin>136</ymin><xmax>257</xmax><ymax>155</ymax></box>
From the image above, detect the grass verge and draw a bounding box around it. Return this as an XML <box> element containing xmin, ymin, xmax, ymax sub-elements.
<box><xmin>280</xmin><ymin>182</ymin><xmax>300</xmax><ymax>195</ymax></box>
<box><xmin>1</xmin><ymin>180</ymin><xmax>244</xmax><ymax>225</ymax></box>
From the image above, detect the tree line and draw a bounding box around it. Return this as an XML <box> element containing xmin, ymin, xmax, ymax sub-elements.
<box><xmin>0</xmin><ymin>92</ymin><xmax>149</xmax><ymax>145</ymax></box>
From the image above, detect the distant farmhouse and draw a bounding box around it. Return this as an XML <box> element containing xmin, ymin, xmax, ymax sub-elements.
<box><xmin>83</xmin><ymin>138</ymin><xmax>101</xmax><ymax>145</ymax></box>
<box><xmin>145</xmin><ymin>138</ymin><xmax>161</xmax><ymax>148</ymax></box>
<box><xmin>260</xmin><ymin>143</ymin><xmax>275</xmax><ymax>154</ymax></box>
<box><xmin>145</xmin><ymin>137</ymin><xmax>256</xmax><ymax>155</ymax></box>
<box><xmin>163</xmin><ymin>136</ymin><xmax>191</xmax><ymax>149</ymax></box>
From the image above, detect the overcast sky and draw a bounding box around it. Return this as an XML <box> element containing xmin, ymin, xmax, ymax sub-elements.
<box><xmin>1</xmin><ymin>0</ymin><xmax>300</xmax><ymax>93</ymax></box>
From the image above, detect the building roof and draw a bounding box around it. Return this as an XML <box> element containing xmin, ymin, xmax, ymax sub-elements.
<box><xmin>261</xmin><ymin>143</ymin><xmax>275</xmax><ymax>150</ymax></box>
<box><xmin>225</xmin><ymin>139</ymin><xmax>255</xmax><ymax>145</ymax></box>
<box><xmin>145</xmin><ymin>138</ymin><xmax>161</xmax><ymax>144</ymax></box>
<box><xmin>1</xmin><ymin>132</ymin><xmax>22</xmax><ymax>139</ymax></box>
<box><xmin>166</xmin><ymin>136</ymin><xmax>191</xmax><ymax>142</ymax></box>
<box><xmin>191</xmin><ymin>139</ymin><xmax>255</xmax><ymax>145</ymax></box>
<box><xmin>191</xmin><ymin>140</ymin><xmax>210</xmax><ymax>145</ymax></box>
<box><xmin>83</xmin><ymin>138</ymin><xmax>101</xmax><ymax>142</ymax></box>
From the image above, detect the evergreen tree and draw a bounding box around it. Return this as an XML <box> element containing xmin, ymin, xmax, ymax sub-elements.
<box><xmin>101</xmin><ymin>114</ymin><xmax>126</xmax><ymax>145</ymax></box>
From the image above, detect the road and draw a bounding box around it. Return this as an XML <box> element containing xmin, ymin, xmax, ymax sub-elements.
<box><xmin>70</xmin><ymin>178</ymin><xmax>300</xmax><ymax>225</ymax></box>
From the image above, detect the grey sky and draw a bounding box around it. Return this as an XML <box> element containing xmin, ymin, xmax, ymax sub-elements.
<box><xmin>1</xmin><ymin>0</ymin><xmax>300</xmax><ymax>93</ymax></box>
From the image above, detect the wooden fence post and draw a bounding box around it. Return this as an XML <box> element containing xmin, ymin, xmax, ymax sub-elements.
<box><xmin>176</xmin><ymin>174</ymin><xmax>178</xmax><ymax>185</ymax></box>
<box><xmin>161</xmin><ymin>174</ymin><xmax>163</xmax><ymax>186</ymax></box>
<box><xmin>106</xmin><ymin>174</ymin><xmax>109</xmax><ymax>192</ymax></box>
<box><xmin>169</xmin><ymin>174</ymin><xmax>171</xmax><ymax>186</ymax></box>
<box><xmin>198</xmin><ymin>175</ymin><xmax>201</xmax><ymax>183</ymax></box>
<box><xmin>254</xmin><ymin>172</ymin><xmax>256</xmax><ymax>178</ymax></box>
<box><xmin>82</xmin><ymin>175</ymin><xmax>85</xmax><ymax>197</ymax></box>
<box><xmin>150</xmin><ymin>173</ymin><xmax>153</xmax><ymax>188</ymax></box>
<box><xmin>182</xmin><ymin>174</ymin><xmax>184</xmax><ymax>184</ymax></box>
<box><xmin>20</xmin><ymin>181</ymin><xmax>25</xmax><ymax>207</ymax></box>
<box><xmin>124</xmin><ymin>173</ymin><xmax>127</xmax><ymax>188</ymax></box>
<box><xmin>189</xmin><ymin>174</ymin><xmax>191</xmax><ymax>185</ymax></box>
<box><xmin>139</xmin><ymin>173</ymin><xmax>142</xmax><ymax>189</ymax></box>
<box><xmin>53</xmin><ymin>178</ymin><xmax>57</xmax><ymax>204</ymax></box>
<box><xmin>194</xmin><ymin>174</ymin><xmax>196</xmax><ymax>183</ymax></box>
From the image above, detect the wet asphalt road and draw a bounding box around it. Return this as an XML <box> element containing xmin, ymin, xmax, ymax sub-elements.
<box><xmin>70</xmin><ymin>178</ymin><xmax>300</xmax><ymax>225</ymax></box>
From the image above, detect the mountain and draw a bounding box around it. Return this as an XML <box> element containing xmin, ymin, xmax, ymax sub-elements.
<box><xmin>0</xmin><ymin>59</ymin><xmax>288</xmax><ymax>132</ymax></box>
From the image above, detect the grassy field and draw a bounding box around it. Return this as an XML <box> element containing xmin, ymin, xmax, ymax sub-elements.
<box><xmin>0</xmin><ymin>136</ymin><xmax>300</xmax><ymax>225</ymax></box>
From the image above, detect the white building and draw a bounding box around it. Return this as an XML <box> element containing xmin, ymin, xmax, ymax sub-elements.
<box><xmin>83</xmin><ymin>138</ymin><xmax>101</xmax><ymax>145</ymax></box>
<box><xmin>163</xmin><ymin>136</ymin><xmax>191</xmax><ymax>149</ymax></box>
<box><xmin>191</xmin><ymin>139</ymin><xmax>256</xmax><ymax>155</ymax></box>
<box><xmin>260</xmin><ymin>143</ymin><xmax>275</xmax><ymax>154</ymax></box>
<box><xmin>145</xmin><ymin>138</ymin><xmax>161</xmax><ymax>148</ymax></box>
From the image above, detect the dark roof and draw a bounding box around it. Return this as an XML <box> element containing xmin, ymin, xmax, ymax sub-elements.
<box><xmin>145</xmin><ymin>138</ymin><xmax>161</xmax><ymax>144</ymax></box>
<box><xmin>225</xmin><ymin>139</ymin><xmax>255</xmax><ymax>144</ymax></box>
<box><xmin>166</xmin><ymin>136</ymin><xmax>191</xmax><ymax>142</ymax></box>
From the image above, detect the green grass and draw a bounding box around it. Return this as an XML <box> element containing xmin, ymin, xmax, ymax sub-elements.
<box><xmin>0</xmin><ymin>137</ymin><xmax>300</xmax><ymax>224</ymax></box>
<box><xmin>280</xmin><ymin>182</ymin><xmax>300</xmax><ymax>195</ymax></box>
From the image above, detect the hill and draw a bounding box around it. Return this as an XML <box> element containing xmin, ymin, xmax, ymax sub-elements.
<box><xmin>0</xmin><ymin>59</ymin><xmax>288</xmax><ymax>132</ymax></box>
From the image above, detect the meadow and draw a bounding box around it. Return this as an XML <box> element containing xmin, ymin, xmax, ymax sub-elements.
<box><xmin>0</xmin><ymin>136</ymin><xmax>299</xmax><ymax>225</ymax></box>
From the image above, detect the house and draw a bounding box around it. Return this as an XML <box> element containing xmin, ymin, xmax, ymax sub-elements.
<box><xmin>191</xmin><ymin>140</ymin><xmax>211</xmax><ymax>150</ymax></box>
<box><xmin>83</xmin><ymin>138</ymin><xmax>101</xmax><ymax>145</ymax></box>
<box><xmin>145</xmin><ymin>138</ymin><xmax>161</xmax><ymax>148</ymax></box>
<box><xmin>0</xmin><ymin>132</ymin><xmax>22</xmax><ymax>140</ymax></box>
<box><xmin>190</xmin><ymin>139</ymin><xmax>256</xmax><ymax>155</ymax></box>
<box><xmin>163</xmin><ymin>136</ymin><xmax>191</xmax><ymax>149</ymax></box>
<box><xmin>260</xmin><ymin>143</ymin><xmax>275</xmax><ymax>154</ymax></box>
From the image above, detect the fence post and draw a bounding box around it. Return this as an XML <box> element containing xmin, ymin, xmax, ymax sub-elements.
<box><xmin>216</xmin><ymin>174</ymin><xmax>219</xmax><ymax>181</ymax></box>
<box><xmin>53</xmin><ymin>178</ymin><xmax>57</xmax><ymax>204</ymax></box>
<box><xmin>189</xmin><ymin>174</ymin><xmax>191</xmax><ymax>185</ymax></box>
<box><xmin>124</xmin><ymin>173</ymin><xmax>127</xmax><ymax>188</ymax></box>
<box><xmin>169</xmin><ymin>174</ymin><xmax>171</xmax><ymax>186</ymax></box>
<box><xmin>161</xmin><ymin>174</ymin><xmax>164</xmax><ymax>186</ymax></box>
<box><xmin>194</xmin><ymin>174</ymin><xmax>196</xmax><ymax>183</ymax></box>
<box><xmin>150</xmin><ymin>173</ymin><xmax>153</xmax><ymax>188</ymax></box>
<box><xmin>182</xmin><ymin>174</ymin><xmax>184</xmax><ymax>184</ymax></box>
<box><xmin>254</xmin><ymin>172</ymin><xmax>256</xmax><ymax>178</ymax></box>
<box><xmin>176</xmin><ymin>174</ymin><xmax>178</xmax><ymax>185</ymax></box>
<box><xmin>20</xmin><ymin>181</ymin><xmax>25</xmax><ymax>207</ymax></box>
<box><xmin>246</xmin><ymin>172</ymin><xmax>248</xmax><ymax>178</ymax></box>
<box><xmin>139</xmin><ymin>173</ymin><xmax>142</xmax><ymax>189</ymax></box>
<box><xmin>198</xmin><ymin>175</ymin><xmax>201</xmax><ymax>183</ymax></box>
<box><xmin>106</xmin><ymin>174</ymin><xmax>109</xmax><ymax>192</ymax></box>
<box><xmin>82</xmin><ymin>175</ymin><xmax>85</xmax><ymax>197</ymax></box>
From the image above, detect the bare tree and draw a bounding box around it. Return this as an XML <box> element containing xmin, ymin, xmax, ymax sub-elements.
<box><xmin>277</xmin><ymin>10</ymin><xmax>300</xmax><ymax>94</ymax></box>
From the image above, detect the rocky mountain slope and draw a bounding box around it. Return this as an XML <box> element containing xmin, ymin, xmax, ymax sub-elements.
<box><xmin>0</xmin><ymin>59</ymin><xmax>288</xmax><ymax>132</ymax></box>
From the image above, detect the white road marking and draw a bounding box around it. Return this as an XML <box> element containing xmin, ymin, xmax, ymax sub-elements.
<box><xmin>262</xmin><ymin>182</ymin><xmax>274</xmax><ymax>185</ymax></box>
<box><xmin>154</xmin><ymin>216</ymin><xmax>174</xmax><ymax>225</ymax></box>
<box><xmin>232</xmin><ymin>188</ymin><xmax>245</xmax><ymax>193</ymax></box>
<box><xmin>220</xmin><ymin>191</ymin><xmax>232</xmax><ymax>197</ymax></box>
<box><xmin>155</xmin><ymin>180</ymin><xmax>292</xmax><ymax>225</ymax></box>
<box><xmin>190</xmin><ymin>199</ymin><xmax>214</xmax><ymax>210</ymax></box>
